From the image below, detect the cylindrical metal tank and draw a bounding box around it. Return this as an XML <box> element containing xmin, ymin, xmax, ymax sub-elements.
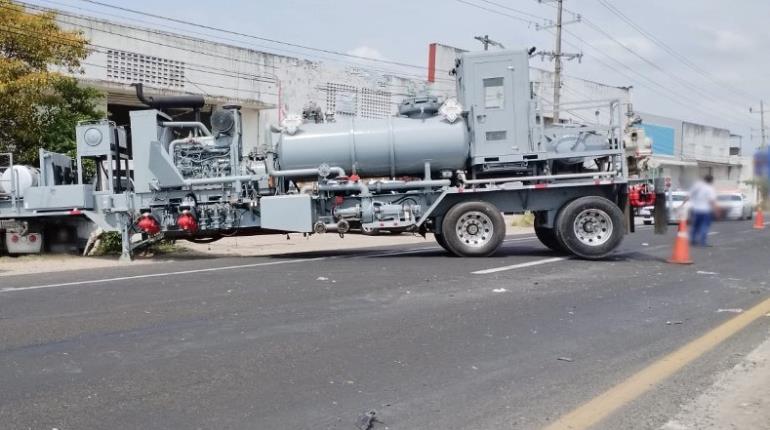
<box><xmin>276</xmin><ymin>116</ymin><xmax>469</xmax><ymax>178</ymax></box>
<box><xmin>0</xmin><ymin>165</ymin><xmax>40</xmax><ymax>195</ymax></box>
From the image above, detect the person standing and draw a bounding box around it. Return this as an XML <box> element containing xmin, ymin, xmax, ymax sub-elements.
<box><xmin>687</xmin><ymin>174</ymin><xmax>717</xmax><ymax>246</ymax></box>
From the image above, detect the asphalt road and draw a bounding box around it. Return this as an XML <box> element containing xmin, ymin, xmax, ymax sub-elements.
<box><xmin>1</xmin><ymin>220</ymin><xmax>769</xmax><ymax>430</ymax></box>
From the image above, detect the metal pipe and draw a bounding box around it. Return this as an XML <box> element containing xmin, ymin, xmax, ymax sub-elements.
<box><xmin>168</xmin><ymin>137</ymin><xmax>195</xmax><ymax>157</ymax></box>
<box><xmin>460</xmin><ymin>171</ymin><xmax>617</xmax><ymax>185</ymax></box>
<box><xmin>265</xmin><ymin>153</ymin><xmax>346</xmax><ymax>178</ymax></box>
<box><xmin>317</xmin><ymin>182</ymin><xmax>371</xmax><ymax>196</ymax></box>
<box><xmin>369</xmin><ymin>179</ymin><xmax>450</xmax><ymax>192</ymax></box>
<box><xmin>183</xmin><ymin>175</ymin><xmax>263</xmax><ymax>187</ymax></box>
<box><xmin>161</xmin><ymin>122</ymin><xmax>212</xmax><ymax>136</ymax></box>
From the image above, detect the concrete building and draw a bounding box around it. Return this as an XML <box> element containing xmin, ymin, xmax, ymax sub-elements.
<box><xmin>56</xmin><ymin>11</ymin><xmax>749</xmax><ymax>196</ymax></box>
<box><xmin>638</xmin><ymin>112</ymin><xmax>747</xmax><ymax>192</ymax></box>
<box><xmin>55</xmin><ymin>13</ymin><xmax>442</xmax><ymax>154</ymax></box>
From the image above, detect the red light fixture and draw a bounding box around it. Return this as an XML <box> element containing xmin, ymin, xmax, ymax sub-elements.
<box><xmin>177</xmin><ymin>210</ymin><xmax>198</xmax><ymax>233</ymax></box>
<box><xmin>137</xmin><ymin>213</ymin><xmax>161</xmax><ymax>235</ymax></box>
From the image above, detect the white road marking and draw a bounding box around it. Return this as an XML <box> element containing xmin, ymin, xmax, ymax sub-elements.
<box><xmin>0</xmin><ymin>257</ymin><xmax>329</xmax><ymax>294</ymax></box>
<box><xmin>708</xmin><ymin>231</ymin><xmax>719</xmax><ymax>236</ymax></box>
<box><xmin>472</xmin><ymin>257</ymin><xmax>570</xmax><ymax>275</ymax></box>
<box><xmin>504</xmin><ymin>236</ymin><xmax>537</xmax><ymax>243</ymax></box>
<box><xmin>363</xmin><ymin>248</ymin><xmax>438</xmax><ymax>258</ymax></box>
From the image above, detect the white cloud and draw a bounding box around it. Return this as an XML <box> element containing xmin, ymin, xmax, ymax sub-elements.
<box><xmin>712</xmin><ymin>30</ymin><xmax>754</xmax><ymax>53</ymax></box>
<box><xmin>347</xmin><ymin>46</ymin><xmax>387</xmax><ymax>61</ymax></box>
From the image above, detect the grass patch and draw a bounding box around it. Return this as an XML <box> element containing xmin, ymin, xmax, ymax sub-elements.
<box><xmin>93</xmin><ymin>231</ymin><xmax>180</xmax><ymax>256</ymax></box>
<box><xmin>510</xmin><ymin>211</ymin><xmax>535</xmax><ymax>227</ymax></box>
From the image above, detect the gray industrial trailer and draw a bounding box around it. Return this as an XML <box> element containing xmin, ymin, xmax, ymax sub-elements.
<box><xmin>0</xmin><ymin>49</ymin><xmax>632</xmax><ymax>260</ymax></box>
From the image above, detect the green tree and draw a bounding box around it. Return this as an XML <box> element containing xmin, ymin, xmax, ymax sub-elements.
<box><xmin>0</xmin><ymin>0</ymin><xmax>102</xmax><ymax>164</ymax></box>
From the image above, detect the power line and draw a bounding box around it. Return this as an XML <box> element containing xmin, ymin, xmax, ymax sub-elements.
<box><xmin>15</xmin><ymin>1</ymin><xmax>457</xmax><ymax>85</ymax></box>
<box><xmin>454</xmin><ymin>0</ymin><xmax>754</xmax><ymax>128</ymax></box>
<box><xmin>560</xmin><ymin>28</ymin><xmax>755</xmax><ymax>128</ymax></box>
<box><xmin>594</xmin><ymin>0</ymin><xmax>757</xmax><ymax>104</ymax></box>
<box><xmin>454</xmin><ymin>0</ymin><xmax>539</xmax><ymax>26</ymax></box>
<box><xmin>33</xmin><ymin>0</ymin><xmax>456</xmax><ymax>84</ymax></box>
<box><xmin>475</xmin><ymin>0</ymin><xmax>550</xmax><ymax>22</ymax></box>
<box><xmin>534</xmin><ymin>0</ymin><xmax>756</xmax><ymax>128</ymax></box>
<box><xmin>578</xmin><ymin>17</ymin><xmax>751</xmax><ymax>117</ymax></box>
<box><xmin>0</xmin><ymin>23</ymin><xmax>279</xmax><ymax>96</ymax></box>
<box><xmin>1</xmin><ymin>23</ymin><xmax>419</xmax><ymax>108</ymax></box>
<box><xmin>0</xmin><ymin>21</ymin><xmax>280</xmax><ymax>87</ymax></box>
<box><xmin>73</xmin><ymin>0</ymin><xmax>445</xmax><ymax>74</ymax></box>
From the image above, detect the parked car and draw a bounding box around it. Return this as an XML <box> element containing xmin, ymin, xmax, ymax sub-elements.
<box><xmin>639</xmin><ymin>205</ymin><xmax>654</xmax><ymax>225</ymax></box>
<box><xmin>637</xmin><ymin>191</ymin><xmax>689</xmax><ymax>225</ymax></box>
<box><xmin>665</xmin><ymin>191</ymin><xmax>690</xmax><ymax>224</ymax></box>
<box><xmin>716</xmin><ymin>192</ymin><xmax>754</xmax><ymax>220</ymax></box>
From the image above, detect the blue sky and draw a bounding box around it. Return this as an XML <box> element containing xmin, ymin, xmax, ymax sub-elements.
<box><xmin>28</xmin><ymin>0</ymin><xmax>770</xmax><ymax>149</ymax></box>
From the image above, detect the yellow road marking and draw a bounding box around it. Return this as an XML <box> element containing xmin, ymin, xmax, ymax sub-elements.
<box><xmin>543</xmin><ymin>296</ymin><xmax>770</xmax><ymax>430</ymax></box>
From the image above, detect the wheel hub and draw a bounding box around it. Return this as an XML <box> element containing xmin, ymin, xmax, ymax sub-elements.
<box><xmin>455</xmin><ymin>211</ymin><xmax>494</xmax><ymax>248</ymax></box>
<box><xmin>573</xmin><ymin>209</ymin><xmax>613</xmax><ymax>246</ymax></box>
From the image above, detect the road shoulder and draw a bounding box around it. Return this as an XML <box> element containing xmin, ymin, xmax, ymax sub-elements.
<box><xmin>661</xmin><ymin>327</ymin><xmax>770</xmax><ymax>430</ymax></box>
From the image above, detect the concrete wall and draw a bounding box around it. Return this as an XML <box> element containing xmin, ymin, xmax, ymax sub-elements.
<box><xmin>638</xmin><ymin>112</ymin><xmax>684</xmax><ymax>159</ymax></box>
<box><xmin>56</xmin><ymin>14</ymin><xmax>442</xmax><ymax>154</ymax></box>
<box><xmin>682</xmin><ymin>121</ymin><xmax>733</xmax><ymax>162</ymax></box>
<box><xmin>638</xmin><ymin>112</ymin><xmax>747</xmax><ymax>192</ymax></box>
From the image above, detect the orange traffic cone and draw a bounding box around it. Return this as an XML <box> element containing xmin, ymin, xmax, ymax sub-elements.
<box><xmin>667</xmin><ymin>219</ymin><xmax>693</xmax><ymax>264</ymax></box>
<box><xmin>753</xmin><ymin>208</ymin><xmax>765</xmax><ymax>230</ymax></box>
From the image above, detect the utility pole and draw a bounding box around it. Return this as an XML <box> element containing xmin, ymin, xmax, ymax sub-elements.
<box><xmin>553</xmin><ymin>0</ymin><xmax>564</xmax><ymax>123</ymax></box>
<box><xmin>536</xmin><ymin>0</ymin><xmax>582</xmax><ymax>124</ymax></box>
<box><xmin>474</xmin><ymin>35</ymin><xmax>505</xmax><ymax>51</ymax></box>
<box><xmin>750</xmin><ymin>101</ymin><xmax>767</xmax><ymax>149</ymax></box>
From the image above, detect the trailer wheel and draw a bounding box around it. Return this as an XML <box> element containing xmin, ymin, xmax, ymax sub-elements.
<box><xmin>441</xmin><ymin>201</ymin><xmax>506</xmax><ymax>257</ymax></box>
<box><xmin>534</xmin><ymin>227</ymin><xmax>565</xmax><ymax>253</ymax></box>
<box><xmin>556</xmin><ymin>196</ymin><xmax>624</xmax><ymax>260</ymax></box>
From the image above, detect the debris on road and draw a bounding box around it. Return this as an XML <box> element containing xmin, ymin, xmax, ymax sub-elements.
<box><xmin>355</xmin><ymin>410</ymin><xmax>379</xmax><ymax>430</ymax></box>
<box><xmin>557</xmin><ymin>356</ymin><xmax>574</xmax><ymax>362</ymax></box>
<box><xmin>316</xmin><ymin>276</ymin><xmax>329</xmax><ymax>281</ymax></box>
<box><xmin>716</xmin><ymin>308</ymin><xmax>744</xmax><ymax>314</ymax></box>
<box><xmin>666</xmin><ymin>320</ymin><xmax>684</xmax><ymax>325</ymax></box>
<box><xmin>492</xmin><ymin>288</ymin><xmax>508</xmax><ymax>293</ymax></box>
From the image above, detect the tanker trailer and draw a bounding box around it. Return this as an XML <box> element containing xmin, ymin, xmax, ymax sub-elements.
<box><xmin>0</xmin><ymin>48</ymin><xmax>630</xmax><ymax>260</ymax></box>
<box><xmin>259</xmin><ymin>49</ymin><xmax>630</xmax><ymax>259</ymax></box>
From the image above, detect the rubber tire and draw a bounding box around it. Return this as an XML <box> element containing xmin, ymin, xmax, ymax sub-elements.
<box><xmin>555</xmin><ymin>196</ymin><xmax>625</xmax><ymax>260</ymax></box>
<box><xmin>441</xmin><ymin>201</ymin><xmax>506</xmax><ymax>257</ymax></box>
<box><xmin>643</xmin><ymin>220</ymin><xmax>652</xmax><ymax>225</ymax></box>
<box><xmin>534</xmin><ymin>226</ymin><xmax>566</xmax><ymax>253</ymax></box>
<box><xmin>434</xmin><ymin>233</ymin><xmax>456</xmax><ymax>255</ymax></box>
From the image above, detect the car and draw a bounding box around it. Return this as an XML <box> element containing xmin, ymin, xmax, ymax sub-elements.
<box><xmin>635</xmin><ymin>191</ymin><xmax>689</xmax><ymax>225</ymax></box>
<box><xmin>665</xmin><ymin>191</ymin><xmax>690</xmax><ymax>224</ymax></box>
<box><xmin>639</xmin><ymin>205</ymin><xmax>654</xmax><ymax>225</ymax></box>
<box><xmin>716</xmin><ymin>192</ymin><xmax>754</xmax><ymax>221</ymax></box>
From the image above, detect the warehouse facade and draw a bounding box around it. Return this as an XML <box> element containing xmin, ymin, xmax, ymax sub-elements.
<box><xmin>53</xmin><ymin>10</ymin><xmax>751</xmax><ymax>194</ymax></box>
<box><xmin>638</xmin><ymin>112</ymin><xmax>748</xmax><ymax>192</ymax></box>
<box><xmin>56</xmin><ymin>13</ymin><xmax>439</xmax><ymax>154</ymax></box>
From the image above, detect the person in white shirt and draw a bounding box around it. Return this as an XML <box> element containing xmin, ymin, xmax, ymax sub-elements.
<box><xmin>687</xmin><ymin>175</ymin><xmax>717</xmax><ymax>246</ymax></box>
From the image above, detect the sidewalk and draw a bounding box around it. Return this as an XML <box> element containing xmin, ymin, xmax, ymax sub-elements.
<box><xmin>661</xmin><ymin>327</ymin><xmax>770</xmax><ymax>429</ymax></box>
<box><xmin>0</xmin><ymin>223</ymin><xmax>535</xmax><ymax>277</ymax></box>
